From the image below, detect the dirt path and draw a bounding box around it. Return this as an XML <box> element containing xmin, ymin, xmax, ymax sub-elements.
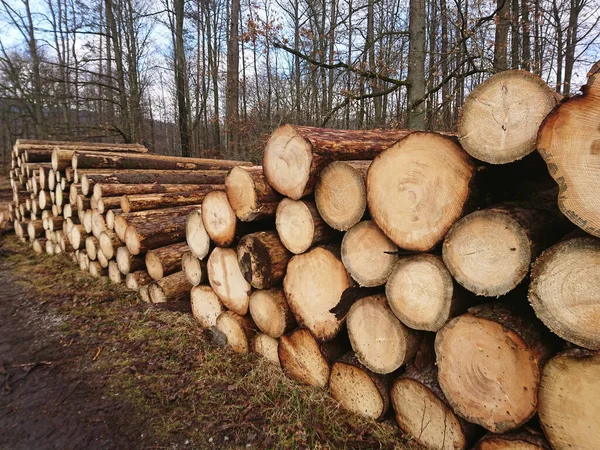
<box><xmin>0</xmin><ymin>258</ymin><xmax>138</xmax><ymax>450</ymax></box>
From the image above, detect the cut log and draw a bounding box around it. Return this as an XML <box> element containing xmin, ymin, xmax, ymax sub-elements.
<box><xmin>248</xmin><ymin>288</ymin><xmax>296</xmax><ymax>338</ymax></box>
<box><xmin>341</xmin><ymin>220</ymin><xmax>398</xmax><ymax>287</ymax></box>
<box><xmin>181</xmin><ymin>251</ymin><xmax>207</xmax><ymax>286</ymax></box>
<box><xmin>99</xmin><ymin>230</ymin><xmax>122</xmax><ymax>260</ymax></box>
<box><xmin>145</xmin><ymin>242</ymin><xmax>188</xmax><ymax>280</ymax></box>
<box><xmin>89</xmin><ymin>261</ymin><xmax>107</xmax><ymax>278</ymax></box>
<box><xmin>148</xmin><ymin>271</ymin><xmax>191</xmax><ymax>304</ymax></box>
<box><xmin>386</xmin><ymin>254</ymin><xmax>466</xmax><ymax>332</ymax></box>
<box><xmin>251</xmin><ymin>334</ymin><xmax>280</xmax><ymax>366</ymax></box>
<box><xmin>237</xmin><ymin>231</ymin><xmax>292</xmax><ymax>289</ymax></box>
<box><xmin>49</xmin><ymin>143</ymin><xmax>148</xmax><ymax>170</ymax></box>
<box><xmin>190</xmin><ymin>285</ymin><xmax>224</xmax><ymax>328</ymax></box>
<box><xmin>201</xmin><ymin>191</ymin><xmax>237</xmax><ymax>247</ymax></box>
<box><xmin>114</xmin><ymin>204</ymin><xmax>201</xmax><ymax>242</ymax></box>
<box><xmin>105</xmin><ymin>208</ymin><xmax>121</xmax><ymax>230</ymax></box>
<box><xmin>474</xmin><ymin>430</ymin><xmax>551</xmax><ymax>450</ymax></box>
<box><xmin>276</xmin><ymin>199</ymin><xmax>335</xmax><ymax>254</ymax></box>
<box><xmin>108</xmin><ymin>260</ymin><xmax>123</xmax><ymax>284</ymax></box>
<box><xmin>27</xmin><ymin>220</ymin><xmax>44</xmax><ymax>241</ymax></box>
<box><xmin>315</xmin><ymin>160</ymin><xmax>370</xmax><ymax>231</ymax></box>
<box><xmin>139</xmin><ymin>284</ymin><xmax>151</xmax><ymax>302</ymax></box>
<box><xmin>367</xmin><ymin>132</ymin><xmax>475</xmax><ymax>251</ymax></box>
<box><xmin>215</xmin><ymin>311</ymin><xmax>256</xmax><ymax>354</ymax></box>
<box><xmin>69</xmin><ymin>224</ymin><xmax>86</xmax><ymax>250</ymax></box>
<box><xmin>96</xmin><ymin>196</ymin><xmax>122</xmax><ymax>214</ymax></box>
<box><xmin>347</xmin><ymin>294</ymin><xmax>422</xmax><ymax>374</ymax></box>
<box><xmin>81</xmin><ymin>169</ymin><xmax>229</xmax><ymax>195</ymax></box>
<box><xmin>46</xmin><ymin>239</ymin><xmax>56</xmax><ymax>254</ymax></box>
<box><xmin>48</xmin><ymin>216</ymin><xmax>63</xmax><ymax>232</ymax></box>
<box><xmin>91</xmin><ymin>210</ymin><xmax>107</xmax><ymax>239</ymax></box>
<box><xmin>85</xmin><ymin>236</ymin><xmax>99</xmax><ymax>260</ymax></box>
<box><xmin>435</xmin><ymin>303</ymin><xmax>554</xmax><ymax>433</ymax></box>
<box><xmin>529</xmin><ymin>236</ymin><xmax>600</xmax><ymax>349</ymax></box>
<box><xmin>537</xmin><ymin>62</ymin><xmax>600</xmax><ymax>237</ymax></box>
<box><xmin>206</xmin><ymin>247</ymin><xmax>252</xmax><ymax>315</ymax></box>
<box><xmin>32</xmin><ymin>238</ymin><xmax>46</xmax><ymax>254</ymax></box>
<box><xmin>125</xmin><ymin>270</ymin><xmax>153</xmax><ymax>291</ymax></box>
<box><xmin>225</xmin><ymin>166</ymin><xmax>281</xmax><ymax>221</ymax></box>
<box><xmin>97</xmin><ymin>248</ymin><xmax>109</xmax><ymax>268</ymax></box>
<box><xmin>263</xmin><ymin>125</ymin><xmax>415</xmax><ymax>199</ymax></box>
<box><xmin>121</xmin><ymin>186</ymin><xmax>224</xmax><ymax>213</ymax></box>
<box><xmin>125</xmin><ymin>215</ymin><xmax>187</xmax><ymax>255</ymax></box>
<box><xmin>458</xmin><ymin>70</ymin><xmax>557</xmax><ymax>164</ymax></box>
<box><xmin>93</xmin><ymin>183</ymin><xmax>218</xmax><ymax>200</ymax></box>
<box><xmin>329</xmin><ymin>353</ymin><xmax>390</xmax><ymax>420</ymax></box>
<box><xmin>538</xmin><ymin>348</ymin><xmax>600</xmax><ymax>450</ymax></box>
<box><xmin>116</xmin><ymin>246</ymin><xmax>145</xmax><ymax>275</ymax></box>
<box><xmin>278</xmin><ymin>328</ymin><xmax>332</xmax><ymax>387</ymax></box>
<box><xmin>82</xmin><ymin>210</ymin><xmax>93</xmax><ymax>234</ymax></box>
<box><xmin>283</xmin><ymin>246</ymin><xmax>351</xmax><ymax>342</ymax></box>
<box><xmin>186</xmin><ymin>208</ymin><xmax>211</xmax><ymax>259</ymax></box>
<box><xmin>443</xmin><ymin>206</ymin><xmax>567</xmax><ymax>297</ymax></box>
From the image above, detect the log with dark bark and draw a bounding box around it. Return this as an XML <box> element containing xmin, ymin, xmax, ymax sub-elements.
<box><xmin>121</xmin><ymin>186</ymin><xmax>224</xmax><ymax>213</ymax></box>
<box><xmin>125</xmin><ymin>215</ymin><xmax>187</xmax><ymax>255</ymax></box>
<box><xmin>148</xmin><ymin>271</ymin><xmax>191</xmax><ymax>303</ymax></box>
<box><xmin>347</xmin><ymin>294</ymin><xmax>422</xmax><ymax>374</ymax></box>
<box><xmin>340</xmin><ymin>220</ymin><xmax>398</xmax><ymax>287</ymax></box>
<box><xmin>206</xmin><ymin>247</ymin><xmax>252</xmax><ymax>315</ymax></box>
<box><xmin>186</xmin><ymin>208</ymin><xmax>211</xmax><ymax>260</ymax></box>
<box><xmin>315</xmin><ymin>160</ymin><xmax>370</xmax><ymax>231</ymax></box>
<box><xmin>263</xmin><ymin>125</ymin><xmax>415</xmax><ymax>199</ymax></box>
<box><xmin>283</xmin><ymin>246</ymin><xmax>351</xmax><ymax>342</ymax></box>
<box><xmin>443</xmin><ymin>205</ymin><xmax>567</xmax><ymax>297</ymax></box>
<box><xmin>145</xmin><ymin>242</ymin><xmax>188</xmax><ymax>280</ymax></box>
<box><xmin>529</xmin><ymin>236</ymin><xmax>600</xmax><ymax>350</ymax></box>
<box><xmin>94</xmin><ymin>182</ymin><xmax>219</xmax><ymax>200</ymax></box>
<box><xmin>537</xmin><ymin>62</ymin><xmax>600</xmax><ymax>237</ymax></box>
<box><xmin>237</xmin><ymin>231</ymin><xmax>292</xmax><ymax>289</ymax></box>
<box><xmin>248</xmin><ymin>288</ymin><xmax>296</xmax><ymax>338</ymax></box>
<box><xmin>115</xmin><ymin>205</ymin><xmax>201</xmax><ymax>242</ymax></box>
<box><xmin>367</xmin><ymin>132</ymin><xmax>475</xmax><ymax>251</ymax></box>
<box><xmin>225</xmin><ymin>166</ymin><xmax>281</xmax><ymax>221</ymax></box>
<box><xmin>181</xmin><ymin>251</ymin><xmax>207</xmax><ymax>286</ymax></box>
<box><xmin>125</xmin><ymin>270</ymin><xmax>153</xmax><ymax>291</ymax></box>
<box><xmin>215</xmin><ymin>311</ymin><xmax>256</xmax><ymax>354</ymax></box>
<box><xmin>435</xmin><ymin>303</ymin><xmax>554</xmax><ymax>433</ymax></box>
<box><xmin>251</xmin><ymin>334</ymin><xmax>280</xmax><ymax>366</ymax></box>
<box><xmin>190</xmin><ymin>285</ymin><xmax>225</xmax><ymax>328</ymax></box>
<box><xmin>329</xmin><ymin>353</ymin><xmax>390</xmax><ymax>420</ymax></box>
<box><xmin>276</xmin><ymin>199</ymin><xmax>336</xmax><ymax>254</ymax></box>
<box><xmin>201</xmin><ymin>191</ymin><xmax>237</xmax><ymax>247</ymax></box>
<box><xmin>116</xmin><ymin>246</ymin><xmax>146</xmax><ymax>275</ymax></box>
<box><xmin>50</xmin><ymin>143</ymin><xmax>148</xmax><ymax>170</ymax></box>
<box><xmin>458</xmin><ymin>70</ymin><xmax>557</xmax><ymax>164</ymax></box>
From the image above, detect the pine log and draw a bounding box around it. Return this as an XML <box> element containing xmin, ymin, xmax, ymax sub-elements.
<box><xmin>237</xmin><ymin>231</ymin><xmax>292</xmax><ymax>289</ymax></box>
<box><xmin>27</xmin><ymin>220</ymin><xmax>44</xmax><ymax>241</ymax></box>
<box><xmin>99</xmin><ymin>230</ymin><xmax>121</xmax><ymax>260</ymax></box>
<box><xmin>91</xmin><ymin>210</ymin><xmax>107</xmax><ymax>239</ymax></box>
<box><xmin>145</xmin><ymin>242</ymin><xmax>188</xmax><ymax>280</ymax></box>
<box><xmin>263</xmin><ymin>125</ymin><xmax>415</xmax><ymax>199</ymax></box>
<box><xmin>315</xmin><ymin>160</ymin><xmax>370</xmax><ymax>231</ymax></box>
<box><xmin>97</xmin><ymin>248</ymin><xmax>109</xmax><ymax>268</ymax></box>
<box><xmin>537</xmin><ymin>62</ymin><xmax>600</xmax><ymax>236</ymax></box>
<box><xmin>251</xmin><ymin>334</ymin><xmax>281</xmax><ymax>366</ymax></box>
<box><xmin>82</xmin><ymin>210</ymin><xmax>93</xmax><ymax>233</ymax></box>
<box><xmin>443</xmin><ymin>206</ymin><xmax>567</xmax><ymax>297</ymax></box>
<box><xmin>329</xmin><ymin>353</ymin><xmax>390</xmax><ymax>420</ymax></box>
<box><xmin>115</xmin><ymin>204</ymin><xmax>201</xmax><ymax>242</ymax></box>
<box><xmin>121</xmin><ymin>186</ymin><xmax>224</xmax><ymax>213</ymax></box>
<box><xmin>105</xmin><ymin>208</ymin><xmax>121</xmax><ymax>230</ymax></box>
<box><xmin>96</xmin><ymin>196</ymin><xmax>122</xmax><ymax>214</ymax></box>
<box><xmin>474</xmin><ymin>430</ymin><xmax>551</xmax><ymax>450</ymax></box>
<box><xmin>125</xmin><ymin>270</ymin><xmax>153</xmax><ymax>291</ymax></box>
<box><xmin>190</xmin><ymin>285</ymin><xmax>225</xmax><ymax>328</ymax></box>
<box><xmin>81</xmin><ymin>169</ymin><xmax>229</xmax><ymax>195</ymax></box>
<box><xmin>276</xmin><ymin>199</ymin><xmax>336</xmax><ymax>254</ymax></box>
<box><xmin>108</xmin><ymin>260</ymin><xmax>123</xmax><ymax>284</ymax></box>
<box><xmin>215</xmin><ymin>311</ymin><xmax>256</xmax><ymax>354</ymax></box>
<box><xmin>283</xmin><ymin>246</ymin><xmax>351</xmax><ymax>342</ymax></box>
<box><xmin>62</xmin><ymin>203</ymin><xmax>73</xmax><ymax>219</ymax></box>
<box><xmin>206</xmin><ymin>247</ymin><xmax>252</xmax><ymax>315</ymax></box>
<box><xmin>47</xmin><ymin>143</ymin><xmax>147</xmax><ymax>170</ymax></box>
<box><xmin>69</xmin><ymin>224</ymin><xmax>86</xmax><ymax>250</ymax></box>
<box><xmin>48</xmin><ymin>216</ymin><xmax>63</xmax><ymax>232</ymax></box>
<box><xmin>85</xmin><ymin>236</ymin><xmax>99</xmax><ymax>260</ymax></box>
<box><xmin>24</xmin><ymin>148</ymin><xmax>53</xmax><ymax>163</ymax></box>
<box><xmin>116</xmin><ymin>246</ymin><xmax>146</xmax><ymax>275</ymax></box>
<box><xmin>89</xmin><ymin>261</ymin><xmax>107</xmax><ymax>278</ymax></box>
<box><xmin>386</xmin><ymin>254</ymin><xmax>467</xmax><ymax>332</ymax></box>
<box><xmin>93</xmin><ymin>182</ymin><xmax>219</xmax><ymax>200</ymax></box>
<box><xmin>341</xmin><ymin>220</ymin><xmax>398</xmax><ymax>287</ymax></box>
<box><xmin>181</xmin><ymin>251</ymin><xmax>207</xmax><ymax>286</ymax></box>
<box><xmin>125</xmin><ymin>215</ymin><xmax>187</xmax><ymax>255</ymax></box>
<box><xmin>529</xmin><ymin>236</ymin><xmax>600</xmax><ymax>349</ymax></box>
<box><xmin>46</xmin><ymin>239</ymin><xmax>56</xmax><ymax>254</ymax></box>
<box><xmin>76</xmin><ymin>194</ymin><xmax>91</xmax><ymax>212</ymax></box>
<box><xmin>249</xmin><ymin>288</ymin><xmax>296</xmax><ymax>338</ymax></box>
<box><xmin>367</xmin><ymin>132</ymin><xmax>475</xmax><ymax>251</ymax></box>
<box><xmin>201</xmin><ymin>191</ymin><xmax>237</xmax><ymax>247</ymax></box>
<box><xmin>347</xmin><ymin>294</ymin><xmax>422</xmax><ymax>374</ymax></box>
<box><xmin>38</xmin><ymin>190</ymin><xmax>51</xmax><ymax>210</ymax></box>
<box><xmin>148</xmin><ymin>271</ymin><xmax>191</xmax><ymax>303</ymax></box>
<box><xmin>435</xmin><ymin>303</ymin><xmax>554</xmax><ymax>433</ymax></box>
<box><xmin>32</xmin><ymin>238</ymin><xmax>47</xmax><ymax>254</ymax></box>
<box><xmin>138</xmin><ymin>284</ymin><xmax>151</xmax><ymax>302</ymax></box>
<box><xmin>538</xmin><ymin>348</ymin><xmax>600</xmax><ymax>450</ymax></box>
<box><xmin>185</xmin><ymin>208</ymin><xmax>211</xmax><ymax>259</ymax></box>
<box><xmin>225</xmin><ymin>166</ymin><xmax>281</xmax><ymax>221</ymax></box>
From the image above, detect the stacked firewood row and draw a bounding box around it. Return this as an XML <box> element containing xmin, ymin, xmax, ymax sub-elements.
<box><xmin>5</xmin><ymin>62</ymin><xmax>600</xmax><ymax>450</ymax></box>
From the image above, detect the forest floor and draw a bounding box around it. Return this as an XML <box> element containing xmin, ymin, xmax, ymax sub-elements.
<box><xmin>0</xmin><ymin>234</ymin><xmax>416</xmax><ymax>450</ymax></box>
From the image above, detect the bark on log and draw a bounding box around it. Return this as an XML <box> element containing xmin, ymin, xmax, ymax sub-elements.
<box><xmin>99</xmin><ymin>230</ymin><xmax>122</xmax><ymax>260</ymax></box>
<box><xmin>181</xmin><ymin>251</ymin><xmax>207</xmax><ymax>286</ymax></box>
<box><xmin>139</xmin><ymin>284</ymin><xmax>151</xmax><ymax>302</ymax></box>
<box><xmin>206</xmin><ymin>247</ymin><xmax>252</xmax><ymax>315</ymax></box>
<box><xmin>435</xmin><ymin>303</ymin><xmax>554</xmax><ymax>433</ymax></box>
<box><xmin>529</xmin><ymin>236</ymin><xmax>600</xmax><ymax>350</ymax></box>
<box><xmin>347</xmin><ymin>294</ymin><xmax>422</xmax><ymax>374</ymax></box>
<box><xmin>263</xmin><ymin>125</ymin><xmax>416</xmax><ymax>199</ymax></box>
<box><xmin>125</xmin><ymin>215</ymin><xmax>187</xmax><ymax>255</ymax></box>
<box><xmin>145</xmin><ymin>241</ymin><xmax>188</xmax><ymax>280</ymax></box>
<box><xmin>27</xmin><ymin>220</ymin><xmax>44</xmax><ymax>241</ymax></box>
<box><xmin>116</xmin><ymin>246</ymin><xmax>146</xmax><ymax>275</ymax></box>
<box><xmin>190</xmin><ymin>285</ymin><xmax>224</xmax><ymax>328</ymax></box>
<box><xmin>148</xmin><ymin>271</ymin><xmax>191</xmax><ymax>304</ymax></box>
<box><xmin>249</xmin><ymin>288</ymin><xmax>296</xmax><ymax>338</ymax></box>
<box><xmin>115</xmin><ymin>205</ymin><xmax>200</xmax><ymax>242</ymax></box>
<box><xmin>125</xmin><ymin>270</ymin><xmax>153</xmax><ymax>291</ymax></box>
<box><xmin>458</xmin><ymin>70</ymin><xmax>557</xmax><ymax>164</ymax></box>
<box><xmin>237</xmin><ymin>231</ymin><xmax>292</xmax><ymax>289</ymax></box>
<box><xmin>276</xmin><ymin>199</ymin><xmax>336</xmax><ymax>254</ymax></box>
<box><xmin>201</xmin><ymin>191</ymin><xmax>237</xmax><ymax>247</ymax></box>
<box><xmin>315</xmin><ymin>160</ymin><xmax>370</xmax><ymax>231</ymax></box>
<box><xmin>186</xmin><ymin>208</ymin><xmax>211</xmax><ymax>259</ymax></box>
<box><xmin>341</xmin><ymin>220</ymin><xmax>398</xmax><ymax>287</ymax></box>
<box><xmin>215</xmin><ymin>311</ymin><xmax>256</xmax><ymax>354</ymax></box>
<box><xmin>329</xmin><ymin>352</ymin><xmax>390</xmax><ymax>420</ymax></box>
<box><xmin>537</xmin><ymin>62</ymin><xmax>600</xmax><ymax>237</ymax></box>
<box><xmin>283</xmin><ymin>246</ymin><xmax>351</xmax><ymax>342</ymax></box>
<box><xmin>251</xmin><ymin>334</ymin><xmax>281</xmax><ymax>366</ymax></box>
<box><xmin>538</xmin><ymin>348</ymin><xmax>600</xmax><ymax>450</ymax></box>
<box><xmin>443</xmin><ymin>205</ymin><xmax>567</xmax><ymax>297</ymax></box>
<box><xmin>367</xmin><ymin>132</ymin><xmax>476</xmax><ymax>251</ymax></box>
<box><xmin>96</xmin><ymin>196</ymin><xmax>122</xmax><ymax>214</ymax></box>
<box><xmin>49</xmin><ymin>143</ymin><xmax>148</xmax><ymax>170</ymax></box>
<box><xmin>121</xmin><ymin>186</ymin><xmax>224</xmax><ymax>213</ymax></box>
<box><xmin>94</xmin><ymin>182</ymin><xmax>219</xmax><ymax>200</ymax></box>
<box><xmin>225</xmin><ymin>166</ymin><xmax>281</xmax><ymax>221</ymax></box>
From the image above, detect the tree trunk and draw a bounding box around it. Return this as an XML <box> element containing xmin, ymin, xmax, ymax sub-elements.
<box><xmin>225</xmin><ymin>166</ymin><xmax>281</xmax><ymax>222</ymax></box>
<box><xmin>125</xmin><ymin>215</ymin><xmax>188</xmax><ymax>255</ymax></box>
<box><xmin>248</xmin><ymin>288</ymin><xmax>296</xmax><ymax>338</ymax></box>
<box><xmin>226</xmin><ymin>0</ymin><xmax>240</xmax><ymax>156</ymax></box>
<box><xmin>494</xmin><ymin>0</ymin><xmax>510</xmax><ymax>70</ymax></box>
<box><xmin>190</xmin><ymin>285</ymin><xmax>224</xmax><ymax>328</ymax></box>
<box><xmin>121</xmin><ymin>186</ymin><xmax>224</xmax><ymax>213</ymax></box>
<box><xmin>94</xmin><ymin>183</ymin><xmax>221</xmax><ymax>200</ymax></box>
<box><xmin>145</xmin><ymin>241</ymin><xmax>188</xmax><ymax>281</ymax></box>
<box><xmin>406</xmin><ymin>0</ymin><xmax>426</xmax><ymax>129</ymax></box>
<box><xmin>237</xmin><ymin>231</ymin><xmax>292</xmax><ymax>289</ymax></box>
<box><xmin>173</xmin><ymin>0</ymin><xmax>191</xmax><ymax>157</ymax></box>
<box><xmin>114</xmin><ymin>204</ymin><xmax>201</xmax><ymax>241</ymax></box>
<box><xmin>148</xmin><ymin>271</ymin><xmax>191</xmax><ymax>303</ymax></box>
<box><xmin>206</xmin><ymin>247</ymin><xmax>252</xmax><ymax>315</ymax></box>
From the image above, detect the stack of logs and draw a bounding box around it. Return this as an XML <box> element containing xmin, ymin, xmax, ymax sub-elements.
<box><xmin>6</xmin><ymin>62</ymin><xmax>600</xmax><ymax>450</ymax></box>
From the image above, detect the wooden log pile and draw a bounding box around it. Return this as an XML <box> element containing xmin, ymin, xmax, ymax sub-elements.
<box><xmin>4</xmin><ymin>62</ymin><xmax>600</xmax><ymax>450</ymax></box>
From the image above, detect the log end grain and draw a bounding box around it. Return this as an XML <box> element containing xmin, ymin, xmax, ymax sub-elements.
<box><xmin>202</xmin><ymin>191</ymin><xmax>237</xmax><ymax>247</ymax></box>
<box><xmin>190</xmin><ymin>285</ymin><xmax>224</xmax><ymax>329</ymax></box>
<box><xmin>207</xmin><ymin>247</ymin><xmax>251</xmax><ymax>316</ymax></box>
<box><xmin>278</xmin><ymin>328</ymin><xmax>330</xmax><ymax>387</ymax></box>
<box><xmin>186</xmin><ymin>209</ymin><xmax>211</xmax><ymax>259</ymax></box>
